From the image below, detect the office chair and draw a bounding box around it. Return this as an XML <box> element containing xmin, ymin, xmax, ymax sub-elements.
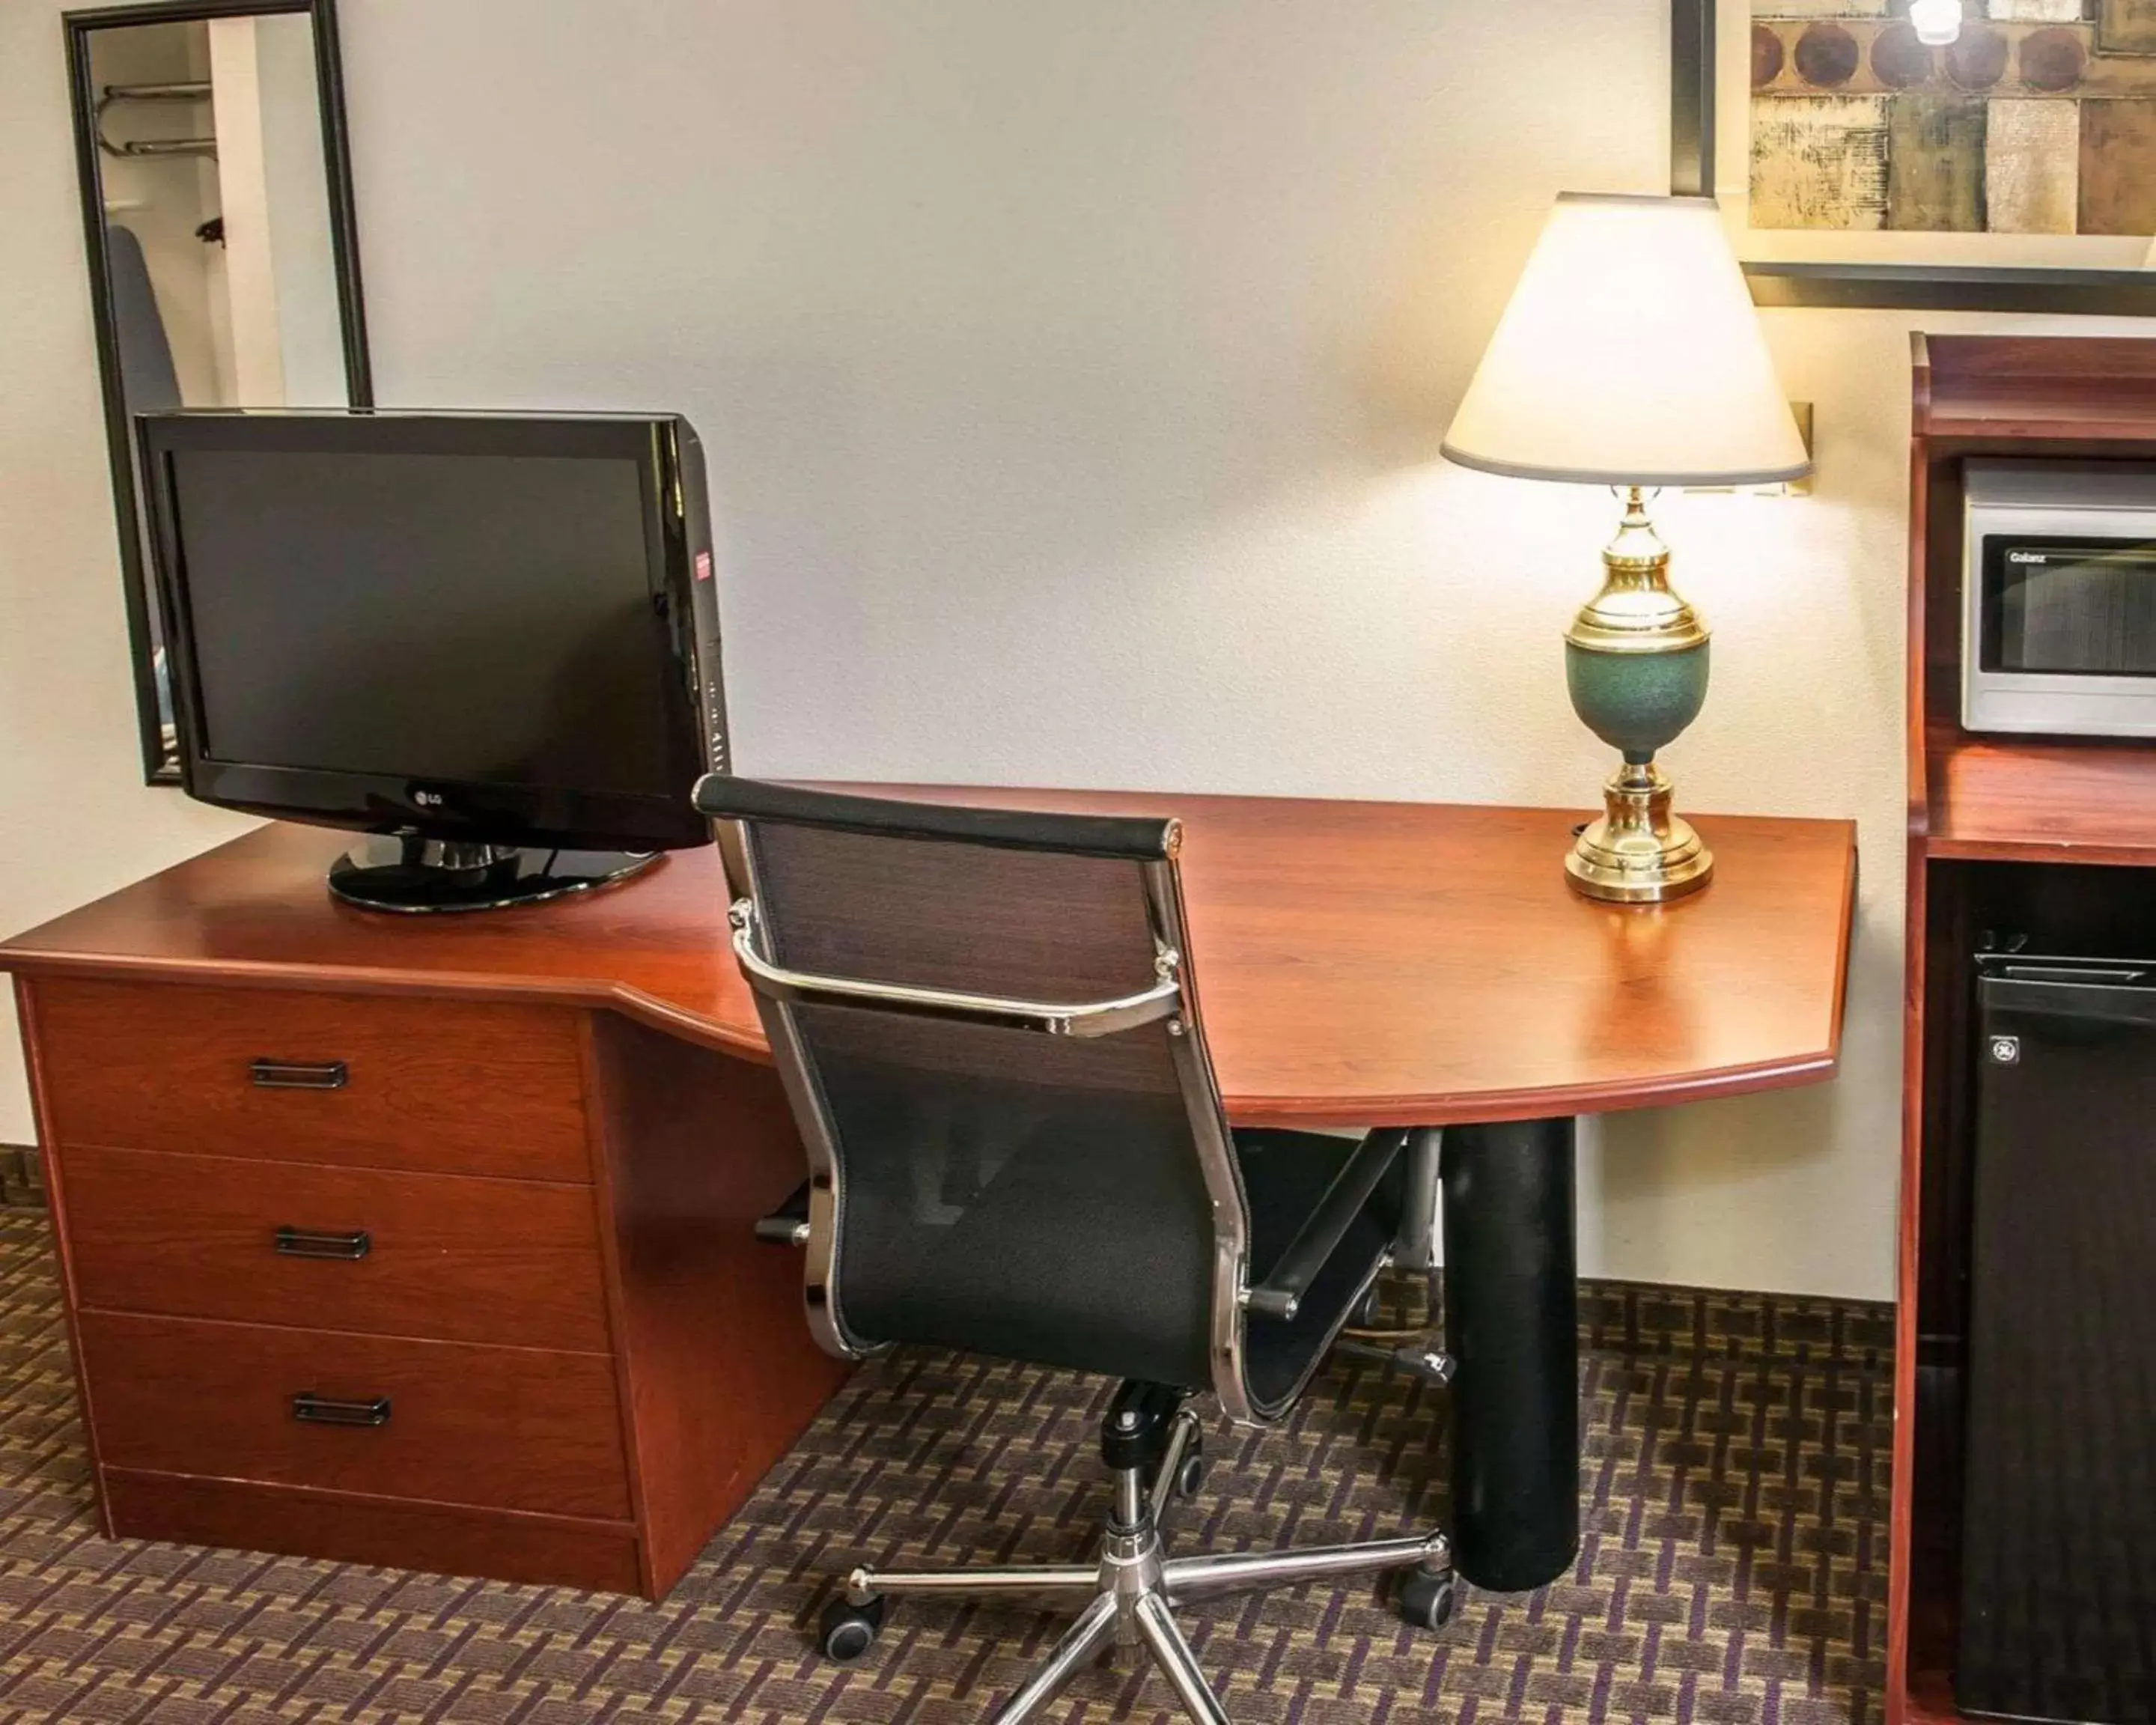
<box><xmin>695</xmin><ymin>777</ymin><xmax>1456</xmax><ymax>1725</ymax></box>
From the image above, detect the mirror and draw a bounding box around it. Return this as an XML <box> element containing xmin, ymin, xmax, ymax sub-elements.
<box><xmin>67</xmin><ymin>0</ymin><xmax>370</xmax><ymax>781</ymax></box>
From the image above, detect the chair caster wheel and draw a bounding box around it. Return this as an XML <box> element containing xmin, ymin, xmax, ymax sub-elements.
<box><xmin>1395</xmin><ymin>1567</ymin><xmax>1458</xmax><ymax>1631</ymax></box>
<box><xmin>1147</xmin><ymin>1418</ymin><xmax>1205</xmax><ymax>1501</ymax></box>
<box><xmin>818</xmin><ymin>1593</ymin><xmax>886</xmax><ymax>1663</ymax></box>
<box><xmin>1351</xmin><ymin>1286</ymin><xmax>1384</xmax><ymax>1330</ymax></box>
<box><xmin>1173</xmin><ymin>1437</ymin><xmax>1205</xmax><ymax>1500</ymax></box>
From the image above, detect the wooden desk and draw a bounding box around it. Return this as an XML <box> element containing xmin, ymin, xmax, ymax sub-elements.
<box><xmin>1</xmin><ymin>789</ymin><xmax>1855</xmax><ymax>1598</ymax></box>
<box><xmin>10</xmin><ymin>790</ymin><xmax>1856</xmax><ymax>1124</ymax></box>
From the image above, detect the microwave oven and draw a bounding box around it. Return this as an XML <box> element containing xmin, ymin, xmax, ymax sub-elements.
<box><xmin>1964</xmin><ymin>461</ymin><xmax>2156</xmax><ymax>737</ymax></box>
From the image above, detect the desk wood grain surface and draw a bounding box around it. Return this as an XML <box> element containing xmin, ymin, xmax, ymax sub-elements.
<box><xmin>0</xmin><ymin>788</ymin><xmax>1856</xmax><ymax>1128</ymax></box>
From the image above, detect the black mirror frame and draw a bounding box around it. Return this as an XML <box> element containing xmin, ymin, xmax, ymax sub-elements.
<box><xmin>64</xmin><ymin>0</ymin><xmax>373</xmax><ymax>783</ymax></box>
<box><xmin>1670</xmin><ymin>0</ymin><xmax>2156</xmax><ymax>315</ymax></box>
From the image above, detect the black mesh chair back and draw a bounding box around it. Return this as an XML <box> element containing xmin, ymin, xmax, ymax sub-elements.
<box><xmin>698</xmin><ymin>779</ymin><xmax>1248</xmax><ymax>1398</ymax></box>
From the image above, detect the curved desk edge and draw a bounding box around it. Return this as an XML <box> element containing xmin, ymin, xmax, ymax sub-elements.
<box><xmin>0</xmin><ymin>955</ymin><xmax>1847</xmax><ymax>1132</ymax></box>
<box><xmin>0</xmin><ymin>794</ymin><xmax>1857</xmax><ymax>1131</ymax></box>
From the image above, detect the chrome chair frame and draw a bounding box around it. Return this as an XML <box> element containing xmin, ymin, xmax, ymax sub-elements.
<box><xmin>831</xmin><ymin>1407</ymin><xmax>1449</xmax><ymax>1725</ymax></box>
<box><xmin>707</xmin><ymin>786</ymin><xmax>1455</xmax><ymax>1725</ymax></box>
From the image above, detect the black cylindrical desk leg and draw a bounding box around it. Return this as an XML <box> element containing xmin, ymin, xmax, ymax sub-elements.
<box><xmin>1440</xmin><ymin>1116</ymin><xmax>1580</xmax><ymax>1592</ymax></box>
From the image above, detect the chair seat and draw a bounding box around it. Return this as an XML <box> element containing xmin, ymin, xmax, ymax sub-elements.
<box><xmin>836</xmin><ymin>1112</ymin><xmax>1402</xmax><ymax>1408</ymax></box>
<box><xmin>1234</xmin><ymin>1128</ymin><xmax>1405</xmax><ymax>1415</ymax></box>
<box><xmin>840</xmin><ymin>1086</ymin><xmax>1222</xmax><ymax>1389</ymax></box>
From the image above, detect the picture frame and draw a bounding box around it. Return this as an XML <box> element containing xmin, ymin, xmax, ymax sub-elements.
<box><xmin>1672</xmin><ymin>0</ymin><xmax>2156</xmax><ymax>313</ymax></box>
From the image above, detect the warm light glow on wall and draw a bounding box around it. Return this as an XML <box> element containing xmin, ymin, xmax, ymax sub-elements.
<box><xmin>1907</xmin><ymin>0</ymin><xmax>1963</xmax><ymax>46</ymax></box>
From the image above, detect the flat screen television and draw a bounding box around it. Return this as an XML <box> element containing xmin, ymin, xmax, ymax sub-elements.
<box><xmin>139</xmin><ymin>410</ymin><xmax>728</xmax><ymax>912</ymax></box>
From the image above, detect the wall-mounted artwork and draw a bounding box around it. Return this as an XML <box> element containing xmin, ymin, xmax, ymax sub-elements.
<box><xmin>1672</xmin><ymin>0</ymin><xmax>2156</xmax><ymax>312</ymax></box>
<box><xmin>1750</xmin><ymin>3</ymin><xmax>2156</xmax><ymax>238</ymax></box>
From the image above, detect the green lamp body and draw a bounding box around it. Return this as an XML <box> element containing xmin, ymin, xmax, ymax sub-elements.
<box><xmin>1565</xmin><ymin>638</ymin><xmax>1709</xmax><ymax>764</ymax></box>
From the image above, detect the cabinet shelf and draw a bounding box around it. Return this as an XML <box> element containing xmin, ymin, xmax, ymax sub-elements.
<box><xmin>1924</xmin><ymin>727</ymin><xmax>2156</xmax><ymax>865</ymax></box>
<box><xmin>1901</xmin><ymin>1682</ymin><xmax>1970</xmax><ymax>1725</ymax></box>
<box><xmin>1920</xmin><ymin>336</ymin><xmax>2156</xmax><ymax>451</ymax></box>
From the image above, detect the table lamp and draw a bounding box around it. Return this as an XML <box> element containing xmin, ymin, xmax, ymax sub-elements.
<box><xmin>1441</xmin><ymin>192</ymin><xmax>1811</xmax><ymax>903</ymax></box>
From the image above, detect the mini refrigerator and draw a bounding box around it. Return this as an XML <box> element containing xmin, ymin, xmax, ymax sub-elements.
<box><xmin>1958</xmin><ymin>955</ymin><xmax>2156</xmax><ymax>1725</ymax></box>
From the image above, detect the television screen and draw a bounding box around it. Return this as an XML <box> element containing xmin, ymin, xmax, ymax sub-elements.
<box><xmin>142</xmin><ymin>411</ymin><xmax>722</xmax><ymax>857</ymax></box>
<box><xmin>172</xmin><ymin>447</ymin><xmax>686</xmax><ymax>794</ymax></box>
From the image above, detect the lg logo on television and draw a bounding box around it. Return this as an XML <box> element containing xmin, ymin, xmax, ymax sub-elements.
<box><xmin>414</xmin><ymin>789</ymin><xmax>445</xmax><ymax>808</ymax></box>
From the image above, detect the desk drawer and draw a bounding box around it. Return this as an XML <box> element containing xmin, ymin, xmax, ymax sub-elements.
<box><xmin>31</xmin><ymin>979</ymin><xmax>589</xmax><ymax>1182</ymax></box>
<box><xmin>62</xmin><ymin>1146</ymin><xmax>612</xmax><ymax>1351</ymax></box>
<box><xmin>79</xmin><ymin>1310</ymin><xmax>631</xmax><ymax>1520</ymax></box>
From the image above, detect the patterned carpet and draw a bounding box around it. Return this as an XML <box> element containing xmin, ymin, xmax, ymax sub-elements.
<box><xmin>0</xmin><ymin>1211</ymin><xmax>1892</xmax><ymax>1724</ymax></box>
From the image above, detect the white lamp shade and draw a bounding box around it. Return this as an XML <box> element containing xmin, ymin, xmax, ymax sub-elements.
<box><xmin>1442</xmin><ymin>193</ymin><xmax>1812</xmax><ymax>489</ymax></box>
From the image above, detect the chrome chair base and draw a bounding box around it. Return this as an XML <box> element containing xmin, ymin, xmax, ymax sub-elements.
<box><xmin>817</xmin><ymin>1411</ymin><xmax>1457</xmax><ymax>1724</ymax></box>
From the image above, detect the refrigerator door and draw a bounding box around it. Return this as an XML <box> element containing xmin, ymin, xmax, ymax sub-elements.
<box><xmin>1958</xmin><ymin>960</ymin><xmax>2156</xmax><ymax>1725</ymax></box>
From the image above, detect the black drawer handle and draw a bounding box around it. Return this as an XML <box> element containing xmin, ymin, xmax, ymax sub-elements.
<box><xmin>291</xmin><ymin>1392</ymin><xmax>390</xmax><ymax>1428</ymax></box>
<box><xmin>251</xmin><ymin>1059</ymin><xmax>348</xmax><ymax>1091</ymax></box>
<box><xmin>273</xmin><ymin>1226</ymin><xmax>371</xmax><ymax>1262</ymax></box>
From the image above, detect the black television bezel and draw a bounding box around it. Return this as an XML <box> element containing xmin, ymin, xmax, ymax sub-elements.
<box><xmin>140</xmin><ymin>409</ymin><xmax>713</xmax><ymax>853</ymax></box>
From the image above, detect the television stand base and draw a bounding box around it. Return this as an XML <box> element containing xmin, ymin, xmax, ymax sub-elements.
<box><xmin>327</xmin><ymin>837</ymin><xmax>662</xmax><ymax>914</ymax></box>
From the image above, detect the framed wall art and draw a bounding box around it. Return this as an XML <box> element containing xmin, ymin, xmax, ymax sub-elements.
<box><xmin>1673</xmin><ymin>0</ymin><xmax>2156</xmax><ymax>311</ymax></box>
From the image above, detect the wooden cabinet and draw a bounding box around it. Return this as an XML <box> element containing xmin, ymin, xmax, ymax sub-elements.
<box><xmin>16</xmin><ymin>974</ymin><xmax>847</xmax><ymax>1599</ymax></box>
<box><xmin>1895</xmin><ymin>335</ymin><xmax>2156</xmax><ymax>1725</ymax></box>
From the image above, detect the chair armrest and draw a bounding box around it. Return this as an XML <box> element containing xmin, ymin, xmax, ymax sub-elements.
<box><xmin>1244</xmin><ymin>1128</ymin><xmax>1407</xmax><ymax>1321</ymax></box>
<box><xmin>728</xmin><ymin>901</ymin><xmax>1182</xmax><ymax>1040</ymax></box>
<box><xmin>754</xmin><ymin>1178</ymin><xmax>812</xmax><ymax>1247</ymax></box>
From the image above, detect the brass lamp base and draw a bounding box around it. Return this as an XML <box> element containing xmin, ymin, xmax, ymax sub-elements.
<box><xmin>1565</xmin><ymin>761</ymin><xmax>1714</xmax><ymax>904</ymax></box>
<box><xmin>1560</xmin><ymin>488</ymin><xmax>1717</xmax><ymax>906</ymax></box>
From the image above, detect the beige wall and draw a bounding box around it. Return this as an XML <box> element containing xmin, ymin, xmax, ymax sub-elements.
<box><xmin>7</xmin><ymin>0</ymin><xmax>2151</xmax><ymax>1297</ymax></box>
